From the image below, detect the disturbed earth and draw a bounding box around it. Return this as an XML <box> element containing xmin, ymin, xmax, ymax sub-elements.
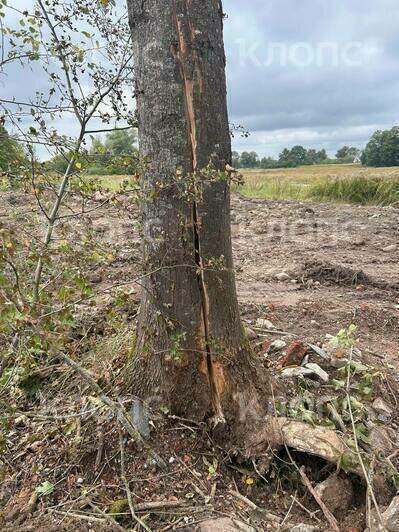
<box><xmin>0</xmin><ymin>189</ymin><xmax>398</xmax><ymax>531</ymax></box>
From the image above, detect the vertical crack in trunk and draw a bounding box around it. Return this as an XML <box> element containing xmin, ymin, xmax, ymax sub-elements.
<box><xmin>173</xmin><ymin>3</ymin><xmax>225</xmax><ymax>424</ymax></box>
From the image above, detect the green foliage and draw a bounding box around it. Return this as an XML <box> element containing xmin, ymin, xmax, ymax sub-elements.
<box><xmin>336</xmin><ymin>146</ymin><xmax>361</xmax><ymax>161</ymax></box>
<box><xmin>105</xmin><ymin>129</ymin><xmax>138</xmax><ymax>156</ymax></box>
<box><xmin>238</xmin><ymin>172</ymin><xmax>399</xmax><ymax>206</ymax></box>
<box><xmin>309</xmin><ymin>176</ymin><xmax>399</xmax><ymax>206</ymax></box>
<box><xmin>239</xmin><ymin>151</ymin><xmax>259</xmax><ymax>168</ymax></box>
<box><xmin>86</xmin><ymin>129</ymin><xmax>139</xmax><ymax>175</ymax></box>
<box><xmin>36</xmin><ymin>481</ymin><xmax>55</xmax><ymax>497</ymax></box>
<box><xmin>328</xmin><ymin>324</ymin><xmax>358</xmax><ymax>349</ymax></box>
<box><xmin>362</xmin><ymin>126</ymin><xmax>399</xmax><ymax>167</ymax></box>
<box><xmin>235</xmin><ymin>146</ymin><xmax>329</xmax><ymax>169</ymax></box>
<box><xmin>0</xmin><ymin>125</ymin><xmax>26</xmax><ymax>178</ymax></box>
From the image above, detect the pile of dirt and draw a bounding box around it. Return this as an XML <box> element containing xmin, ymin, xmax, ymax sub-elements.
<box><xmin>301</xmin><ymin>260</ymin><xmax>370</xmax><ymax>287</ymax></box>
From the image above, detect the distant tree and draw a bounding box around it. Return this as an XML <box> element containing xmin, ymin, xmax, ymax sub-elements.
<box><xmin>336</xmin><ymin>146</ymin><xmax>360</xmax><ymax>161</ymax></box>
<box><xmin>278</xmin><ymin>148</ymin><xmax>292</xmax><ymax>167</ymax></box>
<box><xmin>290</xmin><ymin>145</ymin><xmax>308</xmax><ymax>166</ymax></box>
<box><xmin>306</xmin><ymin>149</ymin><xmax>318</xmax><ymax>165</ymax></box>
<box><xmin>105</xmin><ymin>128</ymin><xmax>138</xmax><ymax>156</ymax></box>
<box><xmin>0</xmin><ymin>124</ymin><xmax>25</xmax><ymax>175</ymax></box>
<box><xmin>278</xmin><ymin>146</ymin><xmax>307</xmax><ymax>167</ymax></box>
<box><xmin>361</xmin><ymin>127</ymin><xmax>399</xmax><ymax>167</ymax></box>
<box><xmin>232</xmin><ymin>151</ymin><xmax>241</xmax><ymax>168</ymax></box>
<box><xmin>240</xmin><ymin>151</ymin><xmax>259</xmax><ymax>168</ymax></box>
<box><xmin>88</xmin><ymin>136</ymin><xmax>110</xmax><ymax>167</ymax></box>
<box><xmin>316</xmin><ymin>149</ymin><xmax>328</xmax><ymax>162</ymax></box>
<box><xmin>260</xmin><ymin>156</ymin><xmax>278</xmax><ymax>169</ymax></box>
<box><xmin>85</xmin><ymin>130</ymin><xmax>139</xmax><ymax>175</ymax></box>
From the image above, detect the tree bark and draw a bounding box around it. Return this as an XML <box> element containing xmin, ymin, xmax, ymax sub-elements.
<box><xmin>127</xmin><ymin>0</ymin><xmax>254</xmax><ymax>422</ymax></box>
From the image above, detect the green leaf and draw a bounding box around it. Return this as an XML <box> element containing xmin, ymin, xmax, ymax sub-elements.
<box><xmin>36</xmin><ymin>481</ymin><xmax>55</xmax><ymax>497</ymax></box>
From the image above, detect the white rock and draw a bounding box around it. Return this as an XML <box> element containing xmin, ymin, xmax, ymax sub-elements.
<box><xmin>372</xmin><ymin>397</ymin><xmax>393</xmax><ymax>420</ymax></box>
<box><xmin>290</xmin><ymin>525</ymin><xmax>317</xmax><ymax>532</ymax></box>
<box><xmin>281</xmin><ymin>367</ymin><xmax>314</xmax><ymax>379</ymax></box>
<box><xmin>269</xmin><ymin>339</ymin><xmax>287</xmax><ymax>352</ymax></box>
<box><xmin>198</xmin><ymin>517</ymin><xmax>255</xmax><ymax>532</ymax></box>
<box><xmin>256</xmin><ymin>318</ymin><xmax>276</xmax><ymax>330</ymax></box>
<box><xmin>383</xmin><ymin>495</ymin><xmax>399</xmax><ymax>531</ymax></box>
<box><xmin>382</xmin><ymin>244</ymin><xmax>397</xmax><ymax>253</ymax></box>
<box><xmin>305</xmin><ymin>363</ymin><xmax>329</xmax><ymax>383</ymax></box>
<box><xmin>275</xmin><ymin>272</ymin><xmax>290</xmax><ymax>282</ymax></box>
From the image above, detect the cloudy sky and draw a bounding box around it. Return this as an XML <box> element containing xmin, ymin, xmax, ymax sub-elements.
<box><xmin>2</xmin><ymin>0</ymin><xmax>399</xmax><ymax>158</ymax></box>
<box><xmin>224</xmin><ymin>0</ymin><xmax>399</xmax><ymax>156</ymax></box>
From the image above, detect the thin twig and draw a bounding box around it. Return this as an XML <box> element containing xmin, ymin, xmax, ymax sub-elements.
<box><xmin>346</xmin><ymin>347</ymin><xmax>384</xmax><ymax>527</ymax></box>
<box><xmin>297</xmin><ymin>466</ymin><xmax>339</xmax><ymax>532</ymax></box>
<box><xmin>119</xmin><ymin>431</ymin><xmax>152</xmax><ymax>532</ymax></box>
<box><xmin>58</xmin><ymin>352</ymin><xmax>166</xmax><ymax>470</ymax></box>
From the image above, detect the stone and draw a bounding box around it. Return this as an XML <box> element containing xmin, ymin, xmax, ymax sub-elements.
<box><xmin>281</xmin><ymin>340</ymin><xmax>308</xmax><ymax>367</ymax></box>
<box><xmin>353</xmin><ymin>237</ymin><xmax>366</xmax><ymax>246</ymax></box>
<box><xmin>88</xmin><ymin>273</ymin><xmax>102</xmax><ymax>284</ymax></box>
<box><xmin>372</xmin><ymin>397</ymin><xmax>393</xmax><ymax>420</ymax></box>
<box><xmin>304</xmin><ymin>363</ymin><xmax>329</xmax><ymax>383</ymax></box>
<box><xmin>256</xmin><ymin>318</ymin><xmax>276</xmax><ymax>330</ymax></box>
<box><xmin>369</xmin><ymin>425</ymin><xmax>396</xmax><ymax>456</ymax></box>
<box><xmin>382</xmin><ymin>244</ymin><xmax>397</xmax><ymax>253</ymax></box>
<box><xmin>269</xmin><ymin>339</ymin><xmax>287</xmax><ymax>352</ymax></box>
<box><xmin>290</xmin><ymin>525</ymin><xmax>317</xmax><ymax>532</ymax></box>
<box><xmin>383</xmin><ymin>495</ymin><xmax>399</xmax><ymax>531</ymax></box>
<box><xmin>307</xmin><ymin>343</ymin><xmax>330</xmax><ymax>361</ymax></box>
<box><xmin>314</xmin><ymin>474</ymin><xmax>353</xmax><ymax>515</ymax></box>
<box><xmin>281</xmin><ymin>367</ymin><xmax>314</xmax><ymax>379</ymax></box>
<box><xmin>197</xmin><ymin>517</ymin><xmax>255</xmax><ymax>532</ymax></box>
<box><xmin>275</xmin><ymin>272</ymin><xmax>290</xmax><ymax>282</ymax></box>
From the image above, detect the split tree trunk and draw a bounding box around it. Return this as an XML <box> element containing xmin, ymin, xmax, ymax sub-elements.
<box><xmin>127</xmin><ymin>0</ymin><xmax>254</xmax><ymax>422</ymax></box>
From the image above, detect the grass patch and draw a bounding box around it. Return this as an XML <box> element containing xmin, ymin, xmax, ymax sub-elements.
<box><xmin>85</xmin><ymin>165</ymin><xmax>399</xmax><ymax>206</ymax></box>
<box><xmin>309</xmin><ymin>176</ymin><xmax>399</xmax><ymax>206</ymax></box>
<box><xmin>238</xmin><ymin>164</ymin><xmax>399</xmax><ymax>206</ymax></box>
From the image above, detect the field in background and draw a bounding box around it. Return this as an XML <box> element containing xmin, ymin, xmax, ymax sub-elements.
<box><xmin>238</xmin><ymin>164</ymin><xmax>399</xmax><ymax>206</ymax></box>
<box><xmin>92</xmin><ymin>164</ymin><xmax>399</xmax><ymax>206</ymax></box>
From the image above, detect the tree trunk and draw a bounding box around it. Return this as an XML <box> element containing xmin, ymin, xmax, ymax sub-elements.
<box><xmin>127</xmin><ymin>0</ymin><xmax>255</xmax><ymax>423</ymax></box>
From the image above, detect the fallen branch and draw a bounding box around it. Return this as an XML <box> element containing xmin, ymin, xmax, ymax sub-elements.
<box><xmin>228</xmin><ymin>489</ymin><xmax>282</xmax><ymax>524</ymax></box>
<box><xmin>298</xmin><ymin>466</ymin><xmax>339</xmax><ymax>532</ymax></box>
<box><xmin>346</xmin><ymin>348</ymin><xmax>384</xmax><ymax>527</ymax></box>
<box><xmin>119</xmin><ymin>431</ymin><xmax>152</xmax><ymax>532</ymax></box>
<box><xmin>58</xmin><ymin>352</ymin><xmax>166</xmax><ymax>470</ymax></box>
<box><xmin>134</xmin><ymin>500</ymin><xmax>189</xmax><ymax>512</ymax></box>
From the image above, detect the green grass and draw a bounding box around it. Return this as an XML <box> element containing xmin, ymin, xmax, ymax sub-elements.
<box><xmin>238</xmin><ymin>165</ymin><xmax>399</xmax><ymax>206</ymax></box>
<box><xmin>89</xmin><ymin>164</ymin><xmax>399</xmax><ymax>207</ymax></box>
<box><xmin>309</xmin><ymin>176</ymin><xmax>399</xmax><ymax>206</ymax></box>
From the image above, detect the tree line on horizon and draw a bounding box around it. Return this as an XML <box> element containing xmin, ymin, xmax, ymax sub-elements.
<box><xmin>1</xmin><ymin>125</ymin><xmax>399</xmax><ymax>177</ymax></box>
<box><xmin>233</xmin><ymin>127</ymin><xmax>399</xmax><ymax>169</ymax></box>
<box><xmin>233</xmin><ymin>145</ymin><xmax>361</xmax><ymax>169</ymax></box>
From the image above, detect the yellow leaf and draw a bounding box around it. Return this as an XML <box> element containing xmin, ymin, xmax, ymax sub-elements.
<box><xmin>107</xmin><ymin>254</ymin><xmax>114</xmax><ymax>262</ymax></box>
<box><xmin>75</xmin><ymin>162</ymin><xmax>82</xmax><ymax>169</ymax></box>
<box><xmin>5</xmin><ymin>242</ymin><xmax>13</xmax><ymax>249</ymax></box>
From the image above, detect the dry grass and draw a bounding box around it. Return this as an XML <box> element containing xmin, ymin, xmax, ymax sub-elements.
<box><xmin>91</xmin><ymin>164</ymin><xmax>399</xmax><ymax>206</ymax></box>
<box><xmin>238</xmin><ymin>164</ymin><xmax>399</xmax><ymax>206</ymax></box>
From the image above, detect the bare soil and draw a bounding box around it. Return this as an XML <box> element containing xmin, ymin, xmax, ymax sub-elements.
<box><xmin>0</xmin><ymin>190</ymin><xmax>398</xmax><ymax>531</ymax></box>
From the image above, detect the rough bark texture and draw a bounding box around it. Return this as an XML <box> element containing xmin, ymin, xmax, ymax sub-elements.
<box><xmin>127</xmin><ymin>0</ymin><xmax>254</xmax><ymax>421</ymax></box>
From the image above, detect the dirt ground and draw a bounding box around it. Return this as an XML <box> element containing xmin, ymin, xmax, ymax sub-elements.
<box><xmin>0</xmin><ymin>189</ymin><xmax>398</xmax><ymax>531</ymax></box>
<box><xmin>230</xmin><ymin>194</ymin><xmax>399</xmax><ymax>366</ymax></box>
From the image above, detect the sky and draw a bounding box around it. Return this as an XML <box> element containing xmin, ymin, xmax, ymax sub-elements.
<box><xmin>2</xmin><ymin>0</ymin><xmax>399</xmax><ymax>158</ymax></box>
